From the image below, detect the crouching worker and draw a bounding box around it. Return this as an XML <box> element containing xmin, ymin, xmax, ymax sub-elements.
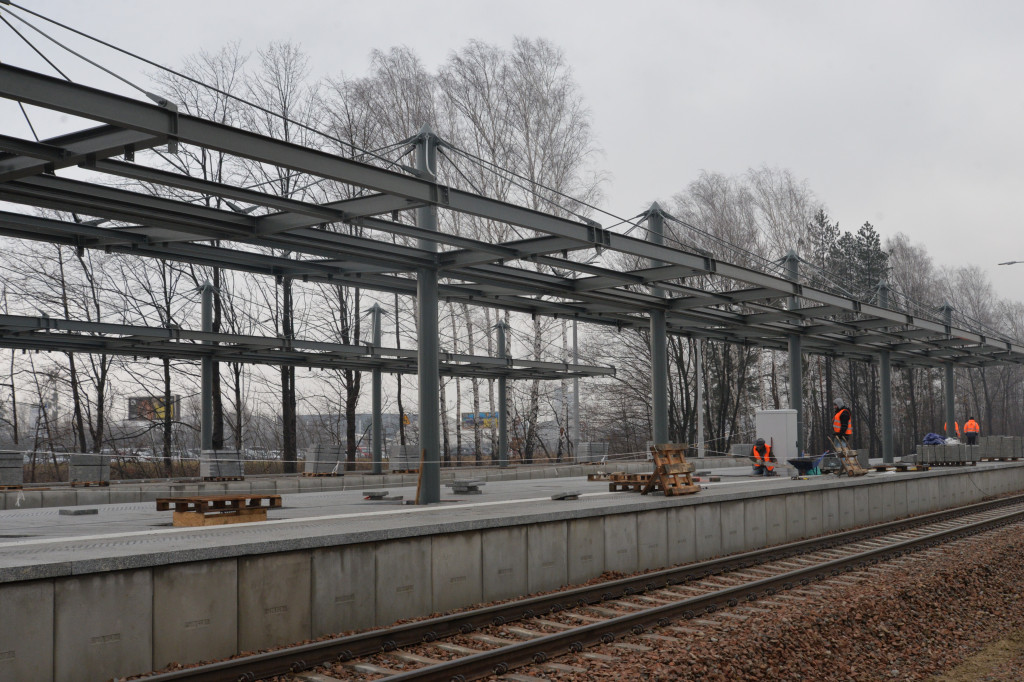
<box><xmin>751</xmin><ymin>438</ymin><xmax>777</xmax><ymax>476</ymax></box>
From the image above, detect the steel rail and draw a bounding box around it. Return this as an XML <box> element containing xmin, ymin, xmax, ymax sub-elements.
<box><xmin>133</xmin><ymin>493</ymin><xmax>1024</xmax><ymax>682</ymax></box>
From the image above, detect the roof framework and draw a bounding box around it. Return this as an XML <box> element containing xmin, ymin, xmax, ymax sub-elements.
<box><xmin>1</xmin><ymin>64</ymin><xmax>1023</xmax><ymax>371</ymax></box>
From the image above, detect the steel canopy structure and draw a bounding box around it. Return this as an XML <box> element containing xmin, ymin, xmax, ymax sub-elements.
<box><xmin>3</xmin><ymin>63</ymin><xmax>1024</xmax><ymax>494</ymax></box>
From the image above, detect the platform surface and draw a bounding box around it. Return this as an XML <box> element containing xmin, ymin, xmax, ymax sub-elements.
<box><xmin>0</xmin><ymin>459</ymin><xmax>1013</xmax><ymax>583</ymax></box>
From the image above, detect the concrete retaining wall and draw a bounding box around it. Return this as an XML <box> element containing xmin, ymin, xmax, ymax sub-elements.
<box><xmin>7</xmin><ymin>465</ymin><xmax>1022</xmax><ymax>681</ymax></box>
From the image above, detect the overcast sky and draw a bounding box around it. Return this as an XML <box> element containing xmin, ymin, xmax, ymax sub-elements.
<box><xmin>3</xmin><ymin>0</ymin><xmax>1023</xmax><ymax>301</ymax></box>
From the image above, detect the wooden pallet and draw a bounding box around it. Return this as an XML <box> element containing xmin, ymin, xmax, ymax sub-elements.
<box><xmin>155</xmin><ymin>494</ymin><xmax>282</xmax><ymax>527</ymax></box>
<box><xmin>609</xmin><ymin>479</ymin><xmax>648</xmax><ymax>492</ymax></box>
<box><xmin>587</xmin><ymin>472</ymin><xmax>611</xmax><ymax>481</ymax></box>
<box><xmin>832</xmin><ymin>442</ymin><xmax>867</xmax><ymax>477</ymax></box>
<box><xmin>70</xmin><ymin>480</ymin><xmax>110</xmax><ymax>487</ymax></box>
<box><xmin>0</xmin><ymin>484</ymin><xmax>23</xmax><ymax>490</ymax></box>
<box><xmin>391</xmin><ymin>469</ymin><xmax>419</xmax><ymax>474</ymax></box>
<box><xmin>643</xmin><ymin>444</ymin><xmax>701</xmax><ymax>496</ymax></box>
<box><xmin>301</xmin><ymin>472</ymin><xmax>342</xmax><ymax>477</ymax></box>
<box><xmin>203</xmin><ymin>476</ymin><xmax>245</xmax><ymax>482</ymax></box>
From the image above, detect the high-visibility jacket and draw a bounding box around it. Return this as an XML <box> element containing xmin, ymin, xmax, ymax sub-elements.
<box><xmin>944</xmin><ymin>421</ymin><xmax>961</xmax><ymax>437</ymax></box>
<box><xmin>752</xmin><ymin>444</ymin><xmax>774</xmax><ymax>471</ymax></box>
<box><xmin>833</xmin><ymin>408</ymin><xmax>852</xmax><ymax>435</ymax></box>
<box><xmin>964</xmin><ymin>419</ymin><xmax>980</xmax><ymax>434</ymax></box>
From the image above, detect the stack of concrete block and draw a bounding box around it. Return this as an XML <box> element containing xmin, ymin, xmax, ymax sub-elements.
<box><xmin>0</xmin><ymin>451</ymin><xmax>23</xmax><ymax>485</ymax></box>
<box><xmin>304</xmin><ymin>443</ymin><xmax>344</xmax><ymax>474</ymax></box>
<box><xmin>199</xmin><ymin>450</ymin><xmax>244</xmax><ymax>478</ymax></box>
<box><xmin>389</xmin><ymin>443</ymin><xmax>419</xmax><ymax>471</ymax></box>
<box><xmin>69</xmin><ymin>453</ymin><xmax>111</xmax><ymax>483</ymax></box>
<box><xmin>577</xmin><ymin>442</ymin><xmax>609</xmax><ymax>463</ymax></box>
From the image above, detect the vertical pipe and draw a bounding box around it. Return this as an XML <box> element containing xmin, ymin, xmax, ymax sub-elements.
<box><xmin>497</xmin><ymin>321</ymin><xmax>509</xmax><ymax>468</ymax></box>
<box><xmin>370</xmin><ymin>304</ymin><xmax>383</xmax><ymax>476</ymax></box>
<box><xmin>786</xmin><ymin>251</ymin><xmax>803</xmax><ymax>457</ymax></box>
<box><xmin>696</xmin><ymin>337</ymin><xmax>705</xmax><ymax>458</ymax></box>
<box><xmin>647</xmin><ymin>204</ymin><xmax>668</xmax><ymax>445</ymax></box>
<box><xmin>201</xmin><ymin>282</ymin><xmax>213</xmax><ymax>452</ymax></box>
<box><xmin>878</xmin><ymin>281</ymin><xmax>894</xmax><ymax>463</ymax></box>
<box><xmin>943</xmin><ymin>303</ymin><xmax>956</xmax><ymax>438</ymax></box>
<box><xmin>415</xmin><ymin>126</ymin><xmax>441</xmax><ymax>504</ymax></box>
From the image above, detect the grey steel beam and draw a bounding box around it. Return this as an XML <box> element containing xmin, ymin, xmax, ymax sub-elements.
<box><xmin>878</xmin><ymin>281</ymin><xmax>893</xmax><ymax>463</ymax></box>
<box><xmin>201</xmin><ymin>283</ymin><xmax>214</xmax><ymax>452</ymax></box>
<box><xmin>647</xmin><ymin>204</ymin><xmax>669</xmax><ymax>445</ymax></box>
<box><xmin>370</xmin><ymin>303</ymin><xmax>384</xmax><ymax>475</ymax></box>
<box><xmin>497</xmin><ymin>321</ymin><xmax>509</xmax><ymax>468</ymax></box>
<box><xmin>0</xmin><ymin>124</ymin><xmax>165</xmax><ymax>181</ymax></box>
<box><xmin>943</xmin><ymin>302</ymin><xmax>956</xmax><ymax>436</ymax></box>
<box><xmin>415</xmin><ymin>127</ymin><xmax>441</xmax><ymax>505</ymax></box>
<box><xmin>786</xmin><ymin>251</ymin><xmax>803</xmax><ymax>456</ymax></box>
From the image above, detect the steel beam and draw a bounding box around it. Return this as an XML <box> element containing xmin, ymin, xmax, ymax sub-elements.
<box><xmin>878</xmin><ymin>281</ymin><xmax>894</xmax><ymax>463</ymax></box>
<box><xmin>786</xmin><ymin>252</ymin><xmax>803</xmax><ymax>456</ymax></box>
<box><xmin>647</xmin><ymin>204</ymin><xmax>669</xmax><ymax>445</ymax></box>
<box><xmin>370</xmin><ymin>304</ymin><xmax>384</xmax><ymax>476</ymax></box>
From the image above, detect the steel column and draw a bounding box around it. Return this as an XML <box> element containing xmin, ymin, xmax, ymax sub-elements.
<box><xmin>696</xmin><ymin>337</ymin><xmax>705</xmax><ymax>458</ymax></box>
<box><xmin>415</xmin><ymin>126</ymin><xmax>441</xmax><ymax>504</ymax></box>
<box><xmin>572</xmin><ymin>319</ymin><xmax>580</xmax><ymax>461</ymax></box>
<box><xmin>786</xmin><ymin>251</ymin><xmax>803</xmax><ymax>456</ymax></box>
<box><xmin>943</xmin><ymin>303</ymin><xmax>956</xmax><ymax>437</ymax></box>
<box><xmin>878</xmin><ymin>282</ymin><xmax>894</xmax><ymax>463</ymax></box>
<box><xmin>647</xmin><ymin>203</ymin><xmax>668</xmax><ymax>445</ymax></box>
<box><xmin>497</xmin><ymin>321</ymin><xmax>509</xmax><ymax>468</ymax></box>
<box><xmin>370</xmin><ymin>304</ymin><xmax>384</xmax><ymax>476</ymax></box>
<box><xmin>200</xmin><ymin>282</ymin><xmax>214</xmax><ymax>452</ymax></box>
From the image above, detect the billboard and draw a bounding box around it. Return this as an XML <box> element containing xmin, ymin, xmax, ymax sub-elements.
<box><xmin>128</xmin><ymin>396</ymin><xmax>179</xmax><ymax>421</ymax></box>
<box><xmin>461</xmin><ymin>411</ymin><xmax>499</xmax><ymax>429</ymax></box>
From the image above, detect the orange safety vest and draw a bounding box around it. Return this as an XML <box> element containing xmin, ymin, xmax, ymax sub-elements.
<box><xmin>833</xmin><ymin>408</ymin><xmax>852</xmax><ymax>435</ymax></box>
<box><xmin>964</xmin><ymin>419</ymin><xmax>980</xmax><ymax>434</ymax></box>
<box><xmin>944</xmin><ymin>421</ymin><xmax>961</xmax><ymax>437</ymax></box>
<box><xmin>752</xmin><ymin>444</ymin><xmax>774</xmax><ymax>471</ymax></box>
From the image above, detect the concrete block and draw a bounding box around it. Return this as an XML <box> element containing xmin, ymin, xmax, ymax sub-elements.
<box><xmin>138</xmin><ymin>488</ymin><xmax>160</xmax><ymax>502</ymax></box>
<box><xmin>603</xmin><ymin>513</ymin><xmax>638</xmax><ymax>574</ymax></box>
<box><xmin>43</xmin><ymin>489</ymin><xmax>77</xmax><ymax>508</ymax></box>
<box><xmin>311</xmin><ymin>543</ymin><xmax>376</xmax><ymax>636</ymax></box>
<box><xmin>153</xmin><ymin>559</ymin><xmax>237</xmax><ymax>669</ymax></box>
<box><xmin>785</xmin><ymin>494</ymin><xmax>805</xmax><ymax>541</ymax></box>
<box><xmin>803</xmin><ymin>491</ymin><xmax>823</xmax><ymax>538</ymax></box>
<box><xmin>837</xmin><ymin>487</ymin><xmax>856</xmax><ymax>528</ymax></box>
<box><xmin>743</xmin><ymin>497</ymin><xmax>767</xmax><ymax>550</ymax></box>
<box><xmin>720</xmin><ymin>500</ymin><xmax>745</xmax><ymax>555</ymax></box>
<box><xmin>853</xmin><ymin>486</ymin><xmax>870</xmax><ymax>526</ymax></box>
<box><xmin>0</xmin><ymin>580</ymin><xmax>53</xmax><ymax>681</ymax></box>
<box><xmin>666</xmin><ymin>504</ymin><xmax>697</xmax><ymax>565</ymax></box>
<box><xmin>275</xmin><ymin>477</ymin><xmax>300</xmax><ymax>494</ymax></box>
<box><xmin>54</xmin><ymin>569</ymin><xmax>153</xmax><ymax>682</ymax></box>
<box><xmin>248</xmin><ymin>478</ymin><xmax>277</xmax><ymax>494</ymax></box>
<box><xmin>906</xmin><ymin>479</ymin><xmax>924</xmax><ymax>515</ymax></box>
<box><xmin>197</xmin><ymin>482</ymin><xmax>227</xmax><ymax>495</ymax></box>
<box><xmin>891</xmin><ymin>481</ymin><xmax>908</xmax><ymax>519</ymax></box>
<box><xmin>526</xmin><ymin>522</ymin><xmax>568</xmax><ymax>593</ymax></box>
<box><xmin>109</xmin><ymin>488</ymin><xmax>142</xmax><ymax>504</ymax></box>
<box><xmin>226</xmin><ymin>480</ymin><xmax>252</xmax><ymax>494</ymax></box>
<box><xmin>765</xmin><ymin>495</ymin><xmax>788</xmax><ymax>546</ymax></box>
<box><xmin>376</xmin><ymin>537</ymin><xmax>432</xmax><ymax>625</ymax></box>
<box><xmin>69</xmin><ymin>453</ymin><xmax>111</xmax><ymax>482</ymax></box>
<box><xmin>482</xmin><ymin>526</ymin><xmax>528</xmax><ymax>602</ymax></box>
<box><xmin>298</xmin><ymin>477</ymin><xmax>323</xmax><ymax>492</ymax></box>
<box><xmin>880</xmin><ymin>482</ymin><xmax>895</xmax><ymax>522</ymax></box>
<box><xmin>8</xmin><ymin>490</ymin><xmax>41</xmax><ymax>508</ymax></box>
<box><xmin>822</xmin><ymin>489</ymin><xmax>840</xmax><ymax>532</ymax></box>
<box><xmin>694</xmin><ymin>503</ymin><xmax>722</xmax><ymax>561</ymax></box>
<box><xmin>199</xmin><ymin>450</ymin><xmax>243</xmax><ymax>479</ymax></box>
<box><xmin>238</xmin><ymin>552</ymin><xmax>311</xmax><ymax>651</ymax></box>
<box><xmin>636</xmin><ymin>509</ymin><xmax>668</xmax><ymax>571</ymax></box>
<box><xmin>0</xmin><ymin>451</ymin><xmax>23</xmax><ymax>485</ymax></box>
<box><xmin>567</xmin><ymin>516</ymin><xmax>605</xmax><ymax>585</ymax></box>
<box><xmin>431</xmin><ymin>532</ymin><xmax>483</xmax><ymax>613</ymax></box>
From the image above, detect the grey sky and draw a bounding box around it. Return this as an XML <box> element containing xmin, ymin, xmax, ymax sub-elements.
<box><xmin>3</xmin><ymin>0</ymin><xmax>1023</xmax><ymax>300</ymax></box>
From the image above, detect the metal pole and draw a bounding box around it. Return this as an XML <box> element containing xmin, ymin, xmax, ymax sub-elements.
<box><xmin>200</xmin><ymin>282</ymin><xmax>213</xmax><ymax>452</ymax></box>
<box><xmin>878</xmin><ymin>281</ymin><xmax>894</xmax><ymax>463</ymax></box>
<box><xmin>647</xmin><ymin>203</ymin><xmax>668</xmax><ymax>445</ymax></box>
<box><xmin>785</xmin><ymin>251</ymin><xmax>803</xmax><ymax>457</ymax></box>
<box><xmin>943</xmin><ymin>302</ymin><xmax>956</xmax><ymax>438</ymax></box>
<box><xmin>572</xmin><ymin>319</ymin><xmax>580</xmax><ymax>461</ymax></box>
<box><xmin>696</xmin><ymin>337</ymin><xmax>705</xmax><ymax>458</ymax></box>
<box><xmin>497</xmin><ymin>321</ymin><xmax>509</xmax><ymax>468</ymax></box>
<box><xmin>370</xmin><ymin>304</ymin><xmax>383</xmax><ymax>476</ymax></box>
<box><xmin>415</xmin><ymin>126</ymin><xmax>441</xmax><ymax>504</ymax></box>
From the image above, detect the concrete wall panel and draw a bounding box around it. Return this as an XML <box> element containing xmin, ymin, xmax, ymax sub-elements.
<box><xmin>603</xmin><ymin>513</ymin><xmax>638</xmax><ymax>574</ymax></box>
<box><xmin>765</xmin><ymin>495</ymin><xmax>788</xmax><ymax>546</ymax></box>
<box><xmin>785</xmin><ymin>494</ymin><xmax>805</xmax><ymax>541</ymax></box>
<box><xmin>54</xmin><ymin>570</ymin><xmax>153</xmax><ymax>682</ymax></box>
<box><xmin>527</xmin><ymin>522</ymin><xmax>568</xmax><ymax>593</ymax></box>
<box><xmin>853</xmin><ymin>486</ymin><xmax>870</xmax><ymax>526</ymax></box>
<box><xmin>637</xmin><ymin>509</ymin><xmax>668</xmax><ymax>571</ymax></box>
<box><xmin>837</xmin><ymin>487</ymin><xmax>855</xmax><ymax>529</ymax></box>
<box><xmin>868</xmin><ymin>483</ymin><xmax>884</xmax><ymax>524</ymax></box>
<box><xmin>238</xmin><ymin>552</ymin><xmax>311</xmax><ymax>651</ymax></box>
<box><xmin>881</xmin><ymin>482</ymin><xmax>895</xmax><ymax>522</ymax></box>
<box><xmin>0</xmin><ymin>580</ymin><xmax>53</xmax><ymax>682</ymax></box>
<box><xmin>695</xmin><ymin>503</ymin><xmax>722</xmax><ymax>560</ymax></box>
<box><xmin>720</xmin><ymin>500</ymin><xmax>745</xmax><ymax>555</ymax></box>
<box><xmin>891</xmin><ymin>481</ymin><xmax>908</xmax><ymax>519</ymax></box>
<box><xmin>375</xmin><ymin>537</ymin><xmax>432</xmax><ymax>625</ymax></box>
<box><xmin>743</xmin><ymin>497</ymin><xmax>767</xmax><ymax>550</ymax></box>
<box><xmin>666</xmin><ymin>504</ymin><xmax>697</xmax><ymax>565</ymax></box>
<box><xmin>153</xmin><ymin>559</ymin><xmax>237</xmax><ymax>669</ymax></box>
<box><xmin>567</xmin><ymin>517</ymin><xmax>604</xmax><ymax>585</ymax></box>
<box><xmin>432</xmin><ymin>532</ymin><xmax>483</xmax><ymax>613</ymax></box>
<box><xmin>311</xmin><ymin>542</ymin><xmax>377</xmax><ymax>636</ymax></box>
<box><xmin>822</xmin><ymin>489</ymin><xmax>840</xmax><ymax>533</ymax></box>
<box><xmin>482</xmin><ymin>526</ymin><xmax>528</xmax><ymax>602</ymax></box>
<box><xmin>803</xmin><ymin>491</ymin><xmax>823</xmax><ymax>538</ymax></box>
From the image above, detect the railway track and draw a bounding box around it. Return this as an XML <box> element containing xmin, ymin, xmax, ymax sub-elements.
<box><xmin>137</xmin><ymin>494</ymin><xmax>1024</xmax><ymax>682</ymax></box>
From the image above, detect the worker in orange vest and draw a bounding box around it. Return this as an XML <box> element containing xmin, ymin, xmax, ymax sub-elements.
<box><xmin>832</xmin><ymin>399</ymin><xmax>852</xmax><ymax>449</ymax></box>
<box><xmin>751</xmin><ymin>438</ymin><xmax>777</xmax><ymax>476</ymax></box>
<box><xmin>963</xmin><ymin>417</ymin><xmax>981</xmax><ymax>446</ymax></box>
<box><xmin>944</xmin><ymin>421</ymin><xmax>961</xmax><ymax>439</ymax></box>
